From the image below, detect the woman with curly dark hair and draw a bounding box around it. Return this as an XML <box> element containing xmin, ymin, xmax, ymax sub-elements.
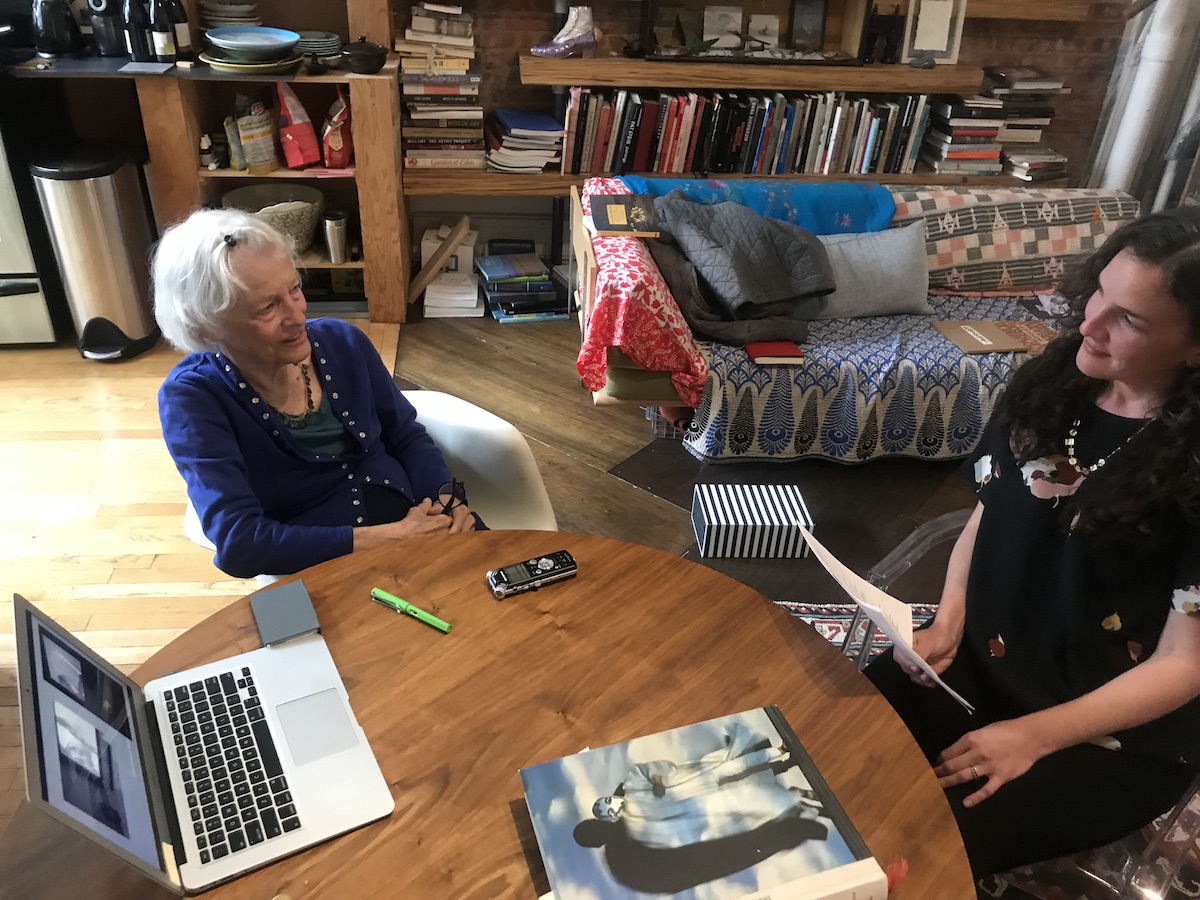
<box><xmin>866</xmin><ymin>206</ymin><xmax>1200</xmax><ymax>880</ymax></box>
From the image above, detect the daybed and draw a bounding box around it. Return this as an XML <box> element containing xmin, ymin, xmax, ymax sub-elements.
<box><xmin>572</xmin><ymin>177</ymin><xmax>1140</xmax><ymax>464</ymax></box>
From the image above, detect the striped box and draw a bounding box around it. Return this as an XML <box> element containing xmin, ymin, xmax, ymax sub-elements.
<box><xmin>691</xmin><ymin>484</ymin><xmax>814</xmax><ymax>559</ymax></box>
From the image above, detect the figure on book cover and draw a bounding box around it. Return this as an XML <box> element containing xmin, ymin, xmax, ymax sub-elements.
<box><xmin>153</xmin><ymin>208</ymin><xmax>484</xmax><ymax>579</ymax></box>
<box><xmin>865</xmin><ymin>207</ymin><xmax>1200</xmax><ymax>881</ymax></box>
<box><xmin>572</xmin><ymin>721</ymin><xmax>829</xmax><ymax>891</ymax></box>
<box><xmin>523</xmin><ymin>707</ymin><xmax>872</xmax><ymax>899</ymax></box>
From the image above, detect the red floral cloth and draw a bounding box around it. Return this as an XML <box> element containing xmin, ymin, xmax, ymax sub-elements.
<box><xmin>576</xmin><ymin>178</ymin><xmax>707</xmax><ymax>407</ymax></box>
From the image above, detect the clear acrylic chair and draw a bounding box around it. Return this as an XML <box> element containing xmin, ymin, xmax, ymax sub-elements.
<box><xmin>848</xmin><ymin>508</ymin><xmax>1200</xmax><ymax>899</ymax></box>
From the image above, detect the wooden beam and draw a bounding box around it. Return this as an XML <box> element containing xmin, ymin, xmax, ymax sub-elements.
<box><xmin>349</xmin><ymin>71</ymin><xmax>409</xmax><ymax>323</ymax></box>
<box><xmin>136</xmin><ymin>77</ymin><xmax>203</xmax><ymax>228</ymax></box>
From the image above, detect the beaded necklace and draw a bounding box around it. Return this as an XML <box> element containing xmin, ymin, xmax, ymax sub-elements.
<box><xmin>270</xmin><ymin>363</ymin><xmax>315</xmax><ymax>429</ymax></box>
<box><xmin>1063</xmin><ymin>416</ymin><xmax>1150</xmax><ymax>475</ymax></box>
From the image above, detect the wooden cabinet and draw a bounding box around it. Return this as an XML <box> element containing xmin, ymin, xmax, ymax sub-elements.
<box><xmin>137</xmin><ymin>63</ymin><xmax>408</xmax><ymax>323</ymax></box>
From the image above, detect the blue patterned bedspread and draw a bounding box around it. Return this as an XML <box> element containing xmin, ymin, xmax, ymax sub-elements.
<box><xmin>683</xmin><ymin>295</ymin><xmax>1038</xmax><ymax>463</ymax></box>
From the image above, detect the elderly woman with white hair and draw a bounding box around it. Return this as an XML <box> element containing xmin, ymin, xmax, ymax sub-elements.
<box><xmin>154</xmin><ymin>207</ymin><xmax>478</xmax><ymax>579</ymax></box>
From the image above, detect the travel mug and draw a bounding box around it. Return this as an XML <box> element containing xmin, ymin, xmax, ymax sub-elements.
<box><xmin>323</xmin><ymin>210</ymin><xmax>348</xmax><ymax>264</ymax></box>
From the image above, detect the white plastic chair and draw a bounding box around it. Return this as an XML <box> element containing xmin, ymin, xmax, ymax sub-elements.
<box><xmin>853</xmin><ymin>509</ymin><xmax>1200</xmax><ymax>899</ymax></box>
<box><xmin>182</xmin><ymin>390</ymin><xmax>556</xmax><ymax>580</ymax></box>
<box><xmin>400</xmin><ymin>390</ymin><xmax>557</xmax><ymax>531</ymax></box>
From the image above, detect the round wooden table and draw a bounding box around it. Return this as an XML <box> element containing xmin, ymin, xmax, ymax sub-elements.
<box><xmin>136</xmin><ymin>531</ymin><xmax>974</xmax><ymax>898</ymax></box>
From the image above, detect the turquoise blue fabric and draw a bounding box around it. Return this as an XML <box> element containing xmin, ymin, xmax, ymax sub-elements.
<box><xmin>617</xmin><ymin>177</ymin><xmax>896</xmax><ymax>235</ymax></box>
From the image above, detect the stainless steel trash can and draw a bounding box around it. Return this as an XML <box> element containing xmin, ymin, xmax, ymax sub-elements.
<box><xmin>31</xmin><ymin>148</ymin><xmax>158</xmax><ymax>360</ymax></box>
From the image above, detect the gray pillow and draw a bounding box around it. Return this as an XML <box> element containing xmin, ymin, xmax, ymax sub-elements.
<box><xmin>811</xmin><ymin>220</ymin><xmax>933</xmax><ymax>318</ymax></box>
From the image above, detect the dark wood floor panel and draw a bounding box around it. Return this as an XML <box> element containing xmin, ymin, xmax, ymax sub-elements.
<box><xmin>529</xmin><ymin>438</ymin><xmax>696</xmax><ymax>554</ymax></box>
<box><xmin>395</xmin><ymin>319</ymin><xmax>652</xmax><ymax>472</ymax></box>
<box><xmin>610</xmin><ymin>439</ymin><xmax>977</xmax><ymax>603</ymax></box>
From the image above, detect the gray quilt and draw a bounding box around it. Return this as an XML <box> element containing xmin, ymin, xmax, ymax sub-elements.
<box><xmin>652</xmin><ymin>191</ymin><xmax>835</xmax><ymax>344</ymax></box>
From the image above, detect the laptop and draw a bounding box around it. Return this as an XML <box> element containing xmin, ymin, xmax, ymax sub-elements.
<box><xmin>11</xmin><ymin>593</ymin><xmax>395</xmax><ymax>894</ymax></box>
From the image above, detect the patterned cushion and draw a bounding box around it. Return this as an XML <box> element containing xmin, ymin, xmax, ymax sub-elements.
<box><xmin>887</xmin><ymin>187</ymin><xmax>1140</xmax><ymax>294</ymax></box>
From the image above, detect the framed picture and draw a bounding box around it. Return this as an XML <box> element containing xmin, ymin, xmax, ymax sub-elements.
<box><xmin>703</xmin><ymin>5</ymin><xmax>744</xmax><ymax>49</ymax></box>
<box><xmin>901</xmin><ymin>0</ymin><xmax>967</xmax><ymax>65</ymax></box>
<box><xmin>748</xmin><ymin>14</ymin><xmax>781</xmax><ymax>48</ymax></box>
<box><xmin>789</xmin><ymin>0</ymin><xmax>826</xmax><ymax>51</ymax></box>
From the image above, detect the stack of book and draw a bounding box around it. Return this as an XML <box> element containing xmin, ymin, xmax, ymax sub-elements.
<box><xmin>475</xmin><ymin>253</ymin><xmax>569</xmax><ymax>323</ymax></box>
<box><xmin>396</xmin><ymin>2</ymin><xmax>484</xmax><ymax>170</ymax></box>
<box><xmin>556</xmin><ymin>88</ymin><xmax>932</xmax><ymax>177</ymax></box>
<box><xmin>920</xmin><ymin>94</ymin><xmax>1004</xmax><ymax>176</ymax></box>
<box><xmin>982</xmin><ymin>66</ymin><xmax>1070</xmax><ymax>147</ymax></box>
<box><xmin>1003</xmin><ymin>146</ymin><xmax>1069</xmax><ymax>183</ymax></box>
<box><xmin>422</xmin><ymin>270</ymin><xmax>483</xmax><ymax>318</ymax></box>
<box><xmin>484</xmin><ymin>108</ymin><xmax>565</xmax><ymax>174</ymax></box>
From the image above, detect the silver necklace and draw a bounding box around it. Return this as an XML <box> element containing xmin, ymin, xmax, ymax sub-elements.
<box><xmin>271</xmin><ymin>363</ymin><xmax>315</xmax><ymax>429</ymax></box>
<box><xmin>1063</xmin><ymin>417</ymin><xmax>1148</xmax><ymax>475</ymax></box>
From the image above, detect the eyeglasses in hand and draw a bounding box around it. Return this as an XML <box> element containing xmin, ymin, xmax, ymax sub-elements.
<box><xmin>438</xmin><ymin>478</ymin><xmax>467</xmax><ymax>517</ymax></box>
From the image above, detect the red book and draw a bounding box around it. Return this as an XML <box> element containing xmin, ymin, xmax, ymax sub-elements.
<box><xmin>656</xmin><ymin>95</ymin><xmax>682</xmax><ymax>173</ymax></box>
<box><xmin>590</xmin><ymin>101</ymin><xmax>614</xmax><ymax>175</ymax></box>
<box><xmin>632</xmin><ymin>98</ymin><xmax>660</xmax><ymax>173</ymax></box>
<box><xmin>683</xmin><ymin>96</ymin><xmax>708</xmax><ymax>173</ymax></box>
<box><xmin>744</xmin><ymin>340</ymin><xmax>805</xmax><ymax>365</ymax></box>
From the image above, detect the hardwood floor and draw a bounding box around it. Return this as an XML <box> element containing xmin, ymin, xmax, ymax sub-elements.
<box><xmin>0</xmin><ymin>317</ymin><xmax>688</xmax><ymax>836</ymax></box>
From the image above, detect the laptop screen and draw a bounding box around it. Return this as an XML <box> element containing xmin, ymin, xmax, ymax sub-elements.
<box><xmin>23</xmin><ymin>610</ymin><xmax>163</xmax><ymax>870</ymax></box>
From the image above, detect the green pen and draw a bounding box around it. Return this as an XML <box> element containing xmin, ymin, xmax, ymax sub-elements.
<box><xmin>370</xmin><ymin>587</ymin><xmax>452</xmax><ymax>634</ymax></box>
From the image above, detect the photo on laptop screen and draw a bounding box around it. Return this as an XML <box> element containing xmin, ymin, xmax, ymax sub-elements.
<box><xmin>27</xmin><ymin>617</ymin><xmax>162</xmax><ymax>869</ymax></box>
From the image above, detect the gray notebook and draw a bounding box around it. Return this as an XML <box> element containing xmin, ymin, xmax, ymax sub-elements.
<box><xmin>251</xmin><ymin>579</ymin><xmax>321</xmax><ymax>647</ymax></box>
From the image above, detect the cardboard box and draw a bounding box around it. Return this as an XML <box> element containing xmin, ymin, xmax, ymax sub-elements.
<box><xmin>691</xmin><ymin>483</ymin><xmax>813</xmax><ymax>558</ymax></box>
<box><xmin>421</xmin><ymin>225</ymin><xmax>478</xmax><ymax>274</ymax></box>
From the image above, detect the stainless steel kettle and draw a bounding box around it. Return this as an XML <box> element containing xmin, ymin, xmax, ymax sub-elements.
<box><xmin>32</xmin><ymin>0</ymin><xmax>82</xmax><ymax>58</ymax></box>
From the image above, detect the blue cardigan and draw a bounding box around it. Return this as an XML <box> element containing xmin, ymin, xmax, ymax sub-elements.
<box><xmin>159</xmin><ymin>318</ymin><xmax>451</xmax><ymax>577</ymax></box>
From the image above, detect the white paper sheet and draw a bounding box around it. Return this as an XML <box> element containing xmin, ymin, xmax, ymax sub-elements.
<box><xmin>799</xmin><ymin>526</ymin><xmax>974</xmax><ymax>713</ymax></box>
<box><xmin>913</xmin><ymin>0</ymin><xmax>954</xmax><ymax>52</ymax></box>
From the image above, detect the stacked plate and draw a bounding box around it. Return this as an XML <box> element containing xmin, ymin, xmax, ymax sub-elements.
<box><xmin>296</xmin><ymin>31</ymin><xmax>342</xmax><ymax>58</ymax></box>
<box><xmin>200</xmin><ymin>25</ymin><xmax>302</xmax><ymax>74</ymax></box>
<box><xmin>199</xmin><ymin>0</ymin><xmax>262</xmax><ymax>28</ymax></box>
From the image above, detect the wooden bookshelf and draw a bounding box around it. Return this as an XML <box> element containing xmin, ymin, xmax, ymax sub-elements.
<box><xmin>402</xmin><ymin>168</ymin><xmax>1061</xmax><ymax>197</ymax></box>
<box><xmin>519</xmin><ymin>54</ymin><xmax>985</xmax><ymax>95</ymax></box>
<box><xmin>298</xmin><ymin>249</ymin><xmax>366</xmax><ymax>269</ymax></box>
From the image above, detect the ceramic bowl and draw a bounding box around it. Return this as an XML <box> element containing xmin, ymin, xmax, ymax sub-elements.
<box><xmin>205</xmin><ymin>25</ymin><xmax>300</xmax><ymax>61</ymax></box>
<box><xmin>222</xmin><ymin>184</ymin><xmax>325</xmax><ymax>253</ymax></box>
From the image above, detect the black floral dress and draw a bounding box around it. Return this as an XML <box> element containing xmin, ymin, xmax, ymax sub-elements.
<box><xmin>962</xmin><ymin>404</ymin><xmax>1200</xmax><ymax>767</ymax></box>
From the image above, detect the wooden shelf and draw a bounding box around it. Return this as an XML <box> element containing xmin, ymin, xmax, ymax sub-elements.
<box><xmin>199</xmin><ymin>167</ymin><xmax>357</xmax><ymax>179</ymax></box>
<box><xmin>298</xmin><ymin>249</ymin><xmax>365</xmax><ymax>269</ymax></box>
<box><xmin>403</xmin><ymin>168</ymin><xmax>1051</xmax><ymax>196</ymax></box>
<box><xmin>519</xmin><ymin>53</ymin><xmax>985</xmax><ymax>95</ymax></box>
<box><xmin>403</xmin><ymin>172</ymin><xmax>588</xmax><ymax>196</ymax></box>
<box><xmin>966</xmin><ymin>0</ymin><xmax>1090</xmax><ymax>21</ymax></box>
<box><xmin>9</xmin><ymin>56</ymin><xmax>399</xmax><ymax>84</ymax></box>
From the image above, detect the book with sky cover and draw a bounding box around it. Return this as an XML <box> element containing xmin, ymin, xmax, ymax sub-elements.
<box><xmin>520</xmin><ymin>706</ymin><xmax>887</xmax><ymax>900</ymax></box>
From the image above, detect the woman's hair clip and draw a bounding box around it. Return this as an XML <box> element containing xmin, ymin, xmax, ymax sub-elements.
<box><xmin>223</xmin><ymin>234</ymin><xmax>238</xmax><ymax>248</ymax></box>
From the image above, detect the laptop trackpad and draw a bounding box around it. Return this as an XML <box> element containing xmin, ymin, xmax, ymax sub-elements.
<box><xmin>275</xmin><ymin>689</ymin><xmax>360</xmax><ymax>766</ymax></box>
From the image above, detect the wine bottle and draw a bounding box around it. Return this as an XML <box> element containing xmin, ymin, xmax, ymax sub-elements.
<box><xmin>148</xmin><ymin>0</ymin><xmax>176</xmax><ymax>62</ymax></box>
<box><xmin>121</xmin><ymin>0</ymin><xmax>151</xmax><ymax>62</ymax></box>
<box><xmin>167</xmin><ymin>0</ymin><xmax>192</xmax><ymax>60</ymax></box>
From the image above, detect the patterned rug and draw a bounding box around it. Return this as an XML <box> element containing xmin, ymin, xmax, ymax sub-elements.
<box><xmin>775</xmin><ymin>600</ymin><xmax>939</xmax><ymax>658</ymax></box>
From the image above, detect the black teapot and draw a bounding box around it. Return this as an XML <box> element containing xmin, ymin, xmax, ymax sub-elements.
<box><xmin>341</xmin><ymin>36</ymin><xmax>387</xmax><ymax>74</ymax></box>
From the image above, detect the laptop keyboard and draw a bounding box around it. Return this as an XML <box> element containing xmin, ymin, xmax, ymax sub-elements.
<box><xmin>164</xmin><ymin>667</ymin><xmax>301</xmax><ymax>865</ymax></box>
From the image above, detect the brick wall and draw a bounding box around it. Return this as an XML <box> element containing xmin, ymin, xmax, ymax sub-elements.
<box><xmin>434</xmin><ymin>2</ymin><xmax>1130</xmax><ymax>185</ymax></box>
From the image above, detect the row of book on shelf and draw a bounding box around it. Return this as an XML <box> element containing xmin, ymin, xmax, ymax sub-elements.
<box><xmin>560</xmin><ymin>87</ymin><xmax>934</xmax><ymax>177</ymax></box>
